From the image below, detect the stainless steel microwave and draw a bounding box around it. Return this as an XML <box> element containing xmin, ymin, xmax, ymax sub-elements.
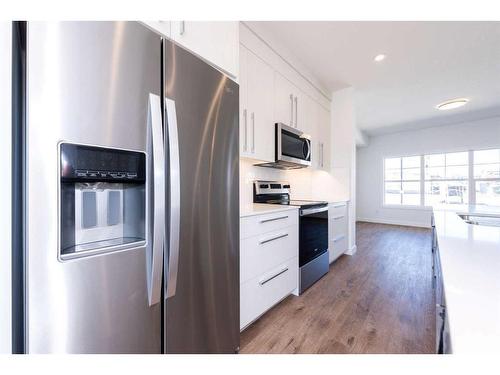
<box><xmin>255</xmin><ymin>123</ymin><xmax>311</xmax><ymax>170</ymax></box>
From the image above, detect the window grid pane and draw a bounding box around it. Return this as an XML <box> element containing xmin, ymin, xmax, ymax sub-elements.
<box><xmin>384</xmin><ymin>156</ymin><xmax>421</xmax><ymax>206</ymax></box>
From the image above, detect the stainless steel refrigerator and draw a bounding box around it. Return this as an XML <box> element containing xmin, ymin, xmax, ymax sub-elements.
<box><xmin>11</xmin><ymin>21</ymin><xmax>239</xmax><ymax>354</ymax></box>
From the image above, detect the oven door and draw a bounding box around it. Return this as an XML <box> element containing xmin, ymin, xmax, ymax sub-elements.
<box><xmin>277</xmin><ymin>123</ymin><xmax>311</xmax><ymax>166</ymax></box>
<box><xmin>299</xmin><ymin>206</ymin><xmax>329</xmax><ymax>266</ymax></box>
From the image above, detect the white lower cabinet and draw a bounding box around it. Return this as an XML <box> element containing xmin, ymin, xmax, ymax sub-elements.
<box><xmin>240</xmin><ymin>209</ymin><xmax>299</xmax><ymax>330</ymax></box>
<box><xmin>240</xmin><ymin>256</ymin><xmax>298</xmax><ymax>330</ymax></box>
<box><xmin>329</xmin><ymin>202</ymin><xmax>349</xmax><ymax>263</ymax></box>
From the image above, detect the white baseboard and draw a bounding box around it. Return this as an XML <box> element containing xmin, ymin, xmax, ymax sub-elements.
<box><xmin>356</xmin><ymin>217</ymin><xmax>430</xmax><ymax>228</ymax></box>
<box><xmin>345</xmin><ymin>245</ymin><xmax>357</xmax><ymax>256</ymax></box>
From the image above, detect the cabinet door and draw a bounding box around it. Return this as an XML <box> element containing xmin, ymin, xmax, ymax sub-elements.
<box><xmin>274</xmin><ymin>72</ymin><xmax>295</xmax><ymax>128</ymax></box>
<box><xmin>318</xmin><ymin>105</ymin><xmax>331</xmax><ymax>171</ymax></box>
<box><xmin>239</xmin><ymin>46</ymin><xmax>251</xmax><ymax>157</ymax></box>
<box><xmin>247</xmin><ymin>50</ymin><xmax>274</xmax><ymax>162</ymax></box>
<box><xmin>141</xmin><ymin>21</ymin><xmax>171</xmax><ymax>38</ymax></box>
<box><xmin>295</xmin><ymin>90</ymin><xmax>313</xmax><ymax>134</ymax></box>
<box><xmin>171</xmin><ymin>21</ymin><xmax>239</xmax><ymax>78</ymax></box>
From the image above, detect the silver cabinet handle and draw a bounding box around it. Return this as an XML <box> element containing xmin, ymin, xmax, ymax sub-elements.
<box><xmin>294</xmin><ymin>96</ymin><xmax>298</xmax><ymax>128</ymax></box>
<box><xmin>179</xmin><ymin>21</ymin><xmax>185</xmax><ymax>35</ymax></box>
<box><xmin>259</xmin><ymin>267</ymin><xmax>289</xmax><ymax>285</ymax></box>
<box><xmin>251</xmin><ymin>112</ymin><xmax>255</xmax><ymax>153</ymax></box>
<box><xmin>243</xmin><ymin>109</ymin><xmax>248</xmax><ymax>152</ymax></box>
<box><xmin>322</xmin><ymin>143</ymin><xmax>325</xmax><ymax>167</ymax></box>
<box><xmin>260</xmin><ymin>215</ymin><xmax>288</xmax><ymax>223</ymax></box>
<box><xmin>289</xmin><ymin>93</ymin><xmax>294</xmax><ymax>127</ymax></box>
<box><xmin>332</xmin><ymin>204</ymin><xmax>346</xmax><ymax>208</ymax></box>
<box><xmin>333</xmin><ymin>235</ymin><xmax>345</xmax><ymax>243</ymax></box>
<box><xmin>333</xmin><ymin>215</ymin><xmax>345</xmax><ymax>220</ymax></box>
<box><xmin>148</xmin><ymin>93</ymin><xmax>165</xmax><ymax>306</ymax></box>
<box><xmin>318</xmin><ymin>142</ymin><xmax>322</xmax><ymax>167</ymax></box>
<box><xmin>165</xmin><ymin>97</ymin><xmax>181</xmax><ymax>299</ymax></box>
<box><xmin>259</xmin><ymin>233</ymin><xmax>288</xmax><ymax>245</ymax></box>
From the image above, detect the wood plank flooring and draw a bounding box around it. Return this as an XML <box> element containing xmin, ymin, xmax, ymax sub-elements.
<box><xmin>240</xmin><ymin>222</ymin><xmax>435</xmax><ymax>354</ymax></box>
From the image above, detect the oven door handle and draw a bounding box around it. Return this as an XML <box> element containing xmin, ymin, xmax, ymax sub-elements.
<box><xmin>300</xmin><ymin>205</ymin><xmax>329</xmax><ymax>216</ymax></box>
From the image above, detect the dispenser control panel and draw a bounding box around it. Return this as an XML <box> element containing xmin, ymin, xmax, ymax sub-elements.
<box><xmin>60</xmin><ymin>143</ymin><xmax>146</xmax><ymax>183</ymax></box>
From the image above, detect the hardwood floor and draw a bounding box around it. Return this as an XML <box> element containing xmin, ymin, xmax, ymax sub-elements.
<box><xmin>240</xmin><ymin>222</ymin><xmax>435</xmax><ymax>354</ymax></box>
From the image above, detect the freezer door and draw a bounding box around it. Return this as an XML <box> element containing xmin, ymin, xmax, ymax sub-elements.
<box><xmin>26</xmin><ymin>22</ymin><xmax>162</xmax><ymax>353</ymax></box>
<box><xmin>164</xmin><ymin>40</ymin><xmax>240</xmax><ymax>353</ymax></box>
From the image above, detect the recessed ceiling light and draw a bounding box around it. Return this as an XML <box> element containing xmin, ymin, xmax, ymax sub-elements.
<box><xmin>436</xmin><ymin>98</ymin><xmax>469</xmax><ymax>111</ymax></box>
<box><xmin>374</xmin><ymin>54</ymin><xmax>386</xmax><ymax>62</ymax></box>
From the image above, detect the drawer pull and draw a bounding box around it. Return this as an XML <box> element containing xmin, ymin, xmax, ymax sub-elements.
<box><xmin>260</xmin><ymin>215</ymin><xmax>288</xmax><ymax>224</ymax></box>
<box><xmin>259</xmin><ymin>233</ymin><xmax>288</xmax><ymax>245</ymax></box>
<box><xmin>332</xmin><ymin>215</ymin><xmax>345</xmax><ymax>220</ymax></box>
<box><xmin>333</xmin><ymin>235</ymin><xmax>345</xmax><ymax>242</ymax></box>
<box><xmin>259</xmin><ymin>267</ymin><xmax>289</xmax><ymax>285</ymax></box>
<box><xmin>332</xmin><ymin>204</ymin><xmax>346</xmax><ymax>208</ymax></box>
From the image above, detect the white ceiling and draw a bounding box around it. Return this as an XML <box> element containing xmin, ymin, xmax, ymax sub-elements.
<box><xmin>247</xmin><ymin>21</ymin><xmax>500</xmax><ymax>136</ymax></box>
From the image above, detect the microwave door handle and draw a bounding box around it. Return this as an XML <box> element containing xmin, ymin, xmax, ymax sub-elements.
<box><xmin>303</xmin><ymin>138</ymin><xmax>311</xmax><ymax>161</ymax></box>
<box><xmin>148</xmin><ymin>93</ymin><xmax>165</xmax><ymax>306</ymax></box>
<box><xmin>165</xmin><ymin>97</ymin><xmax>181</xmax><ymax>299</ymax></box>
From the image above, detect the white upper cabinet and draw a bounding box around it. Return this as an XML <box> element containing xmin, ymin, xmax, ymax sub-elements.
<box><xmin>141</xmin><ymin>21</ymin><xmax>171</xmax><ymax>38</ymax></box>
<box><xmin>274</xmin><ymin>72</ymin><xmax>315</xmax><ymax>136</ymax></box>
<box><xmin>239</xmin><ymin>45</ymin><xmax>274</xmax><ymax>162</ymax></box>
<box><xmin>171</xmin><ymin>21</ymin><xmax>239</xmax><ymax>79</ymax></box>
<box><xmin>274</xmin><ymin>72</ymin><xmax>295</xmax><ymax>128</ymax></box>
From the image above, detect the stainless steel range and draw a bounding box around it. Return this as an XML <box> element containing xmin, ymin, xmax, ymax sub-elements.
<box><xmin>253</xmin><ymin>181</ymin><xmax>329</xmax><ymax>293</ymax></box>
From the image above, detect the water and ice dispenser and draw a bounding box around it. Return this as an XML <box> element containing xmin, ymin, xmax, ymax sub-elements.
<box><xmin>60</xmin><ymin>143</ymin><xmax>146</xmax><ymax>259</ymax></box>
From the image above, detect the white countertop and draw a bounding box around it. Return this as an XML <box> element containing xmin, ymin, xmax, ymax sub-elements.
<box><xmin>240</xmin><ymin>203</ymin><xmax>299</xmax><ymax>218</ymax></box>
<box><xmin>433</xmin><ymin>205</ymin><xmax>500</xmax><ymax>354</ymax></box>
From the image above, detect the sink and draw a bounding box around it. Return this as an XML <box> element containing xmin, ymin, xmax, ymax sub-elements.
<box><xmin>458</xmin><ymin>214</ymin><xmax>500</xmax><ymax>227</ymax></box>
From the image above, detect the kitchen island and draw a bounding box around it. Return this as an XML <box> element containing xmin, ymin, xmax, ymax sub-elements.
<box><xmin>432</xmin><ymin>205</ymin><xmax>500</xmax><ymax>354</ymax></box>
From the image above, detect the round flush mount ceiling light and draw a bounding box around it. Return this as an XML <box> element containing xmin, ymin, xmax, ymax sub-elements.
<box><xmin>374</xmin><ymin>54</ymin><xmax>386</xmax><ymax>62</ymax></box>
<box><xmin>436</xmin><ymin>98</ymin><xmax>469</xmax><ymax>111</ymax></box>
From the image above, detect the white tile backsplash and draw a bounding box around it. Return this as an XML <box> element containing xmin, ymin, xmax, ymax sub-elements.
<box><xmin>239</xmin><ymin>159</ymin><xmax>350</xmax><ymax>207</ymax></box>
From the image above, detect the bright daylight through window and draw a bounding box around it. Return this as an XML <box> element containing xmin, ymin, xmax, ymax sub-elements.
<box><xmin>384</xmin><ymin>148</ymin><xmax>500</xmax><ymax>208</ymax></box>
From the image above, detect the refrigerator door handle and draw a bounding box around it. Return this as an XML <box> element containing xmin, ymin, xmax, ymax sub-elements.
<box><xmin>148</xmin><ymin>93</ymin><xmax>165</xmax><ymax>306</ymax></box>
<box><xmin>165</xmin><ymin>97</ymin><xmax>180</xmax><ymax>299</ymax></box>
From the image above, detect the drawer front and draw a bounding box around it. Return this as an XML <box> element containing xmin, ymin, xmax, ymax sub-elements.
<box><xmin>240</xmin><ymin>257</ymin><xmax>298</xmax><ymax>330</ymax></box>
<box><xmin>330</xmin><ymin>213</ymin><xmax>347</xmax><ymax>239</ymax></box>
<box><xmin>240</xmin><ymin>210</ymin><xmax>298</xmax><ymax>239</ymax></box>
<box><xmin>240</xmin><ymin>225</ymin><xmax>298</xmax><ymax>284</ymax></box>
<box><xmin>329</xmin><ymin>234</ymin><xmax>348</xmax><ymax>263</ymax></box>
<box><xmin>329</xmin><ymin>202</ymin><xmax>347</xmax><ymax>218</ymax></box>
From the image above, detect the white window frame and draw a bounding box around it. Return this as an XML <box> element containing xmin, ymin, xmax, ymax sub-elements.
<box><xmin>423</xmin><ymin>151</ymin><xmax>470</xmax><ymax>208</ymax></box>
<box><xmin>471</xmin><ymin>148</ymin><xmax>500</xmax><ymax>206</ymax></box>
<box><xmin>382</xmin><ymin>147</ymin><xmax>500</xmax><ymax>209</ymax></box>
<box><xmin>383</xmin><ymin>155</ymin><xmax>422</xmax><ymax>207</ymax></box>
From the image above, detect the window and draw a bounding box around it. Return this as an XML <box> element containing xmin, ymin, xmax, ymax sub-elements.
<box><xmin>383</xmin><ymin>148</ymin><xmax>500</xmax><ymax>208</ymax></box>
<box><xmin>424</xmin><ymin>151</ymin><xmax>468</xmax><ymax>208</ymax></box>
<box><xmin>384</xmin><ymin>156</ymin><xmax>421</xmax><ymax>206</ymax></box>
<box><xmin>474</xmin><ymin>149</ymin><xmax>500</xmax><ymax>206</ymax></box>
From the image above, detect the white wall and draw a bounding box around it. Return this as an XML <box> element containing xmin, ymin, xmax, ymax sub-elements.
<box><xmin>357</xmin><ymin>116</ymin><xmax>500</xmax><ymax>228</ymax></box>
<box><xmin>0</xmin><ymin>21</ymin><xmax>12</xmax><ymax>354</ymax></box>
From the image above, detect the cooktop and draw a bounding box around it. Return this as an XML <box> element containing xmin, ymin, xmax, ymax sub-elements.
<box><xmin>253</xmin><ymin>181</ymin><xmax>328</xmax><ymax>208</ymax></box>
